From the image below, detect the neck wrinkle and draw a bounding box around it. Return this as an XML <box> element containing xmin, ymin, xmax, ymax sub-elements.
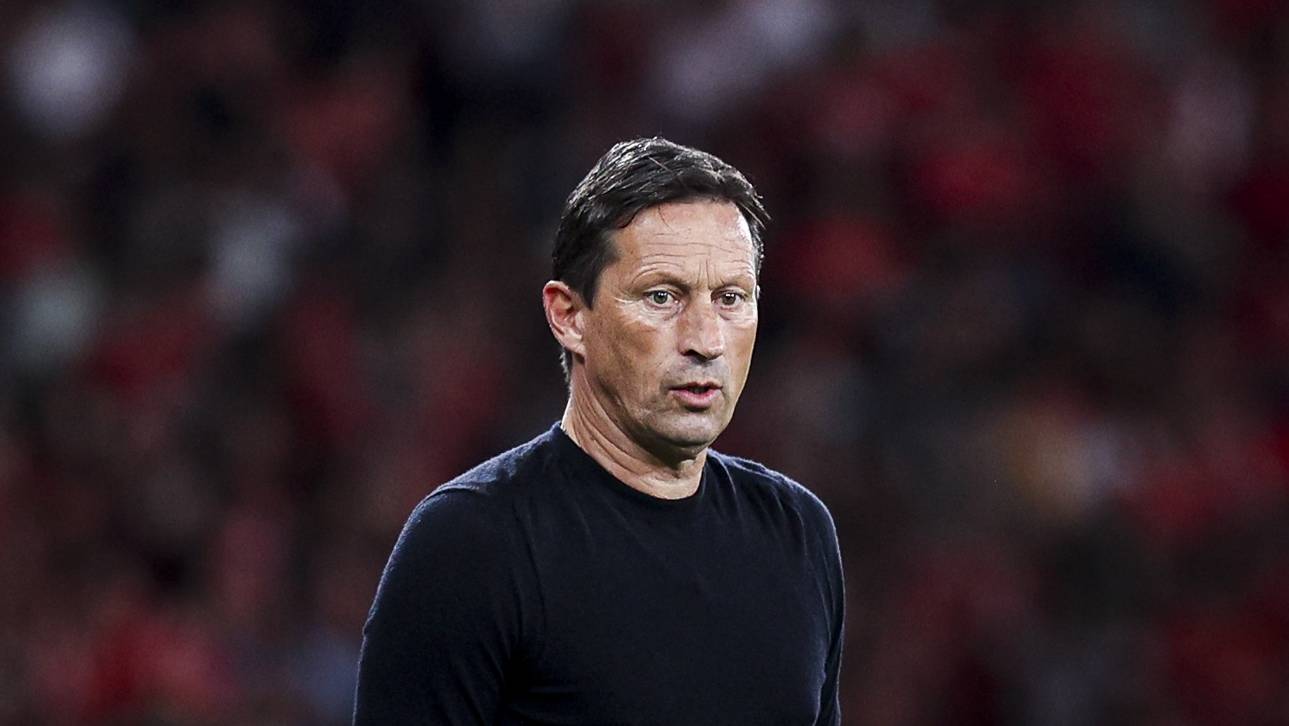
<box><xmin>560</xmin><ymin>380</ymin><xmax>706</xmax><ymax>500</ymax></box>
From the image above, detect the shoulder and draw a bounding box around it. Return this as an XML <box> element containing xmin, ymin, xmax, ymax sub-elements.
<box><xmin>398</xmin><ymin>428</ymin><xmax>559</xmax><ymax>548</ymax></box>
<box><xmin>365</xmin><ymin>436</ymin><xmax>551</xmax><ymax>662</ymax></box>
<box><xmin>709</xmin><ymin>452</ymin><xmax>844</xmax><ymax>612</ymax></box>
<box><xmin>428</xmin><ymin>427</ymin><xmax>558</xmax><ymax>505</ymax></box>
<box><xmin>707</xmin><ymin>450</ymin><xmax>838</xmax><ymax>540</ymax></box>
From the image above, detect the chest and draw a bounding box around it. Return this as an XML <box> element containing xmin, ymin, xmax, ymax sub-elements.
<box><xmin>507</xmin><ymin>507</ymin><xmax>830</xmax><ymax>724</ymax></box>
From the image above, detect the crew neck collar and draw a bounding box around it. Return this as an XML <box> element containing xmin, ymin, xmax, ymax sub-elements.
<box><xmin>548</xmin><ymin>422</ymin><xmax>708</xmax><ymax>511</ymax></box>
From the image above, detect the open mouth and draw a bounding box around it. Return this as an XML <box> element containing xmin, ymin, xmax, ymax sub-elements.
<box><xmin>670</xmin><ymin>383</ymin><xmax>721</xmax><ymax>408</ymax></box>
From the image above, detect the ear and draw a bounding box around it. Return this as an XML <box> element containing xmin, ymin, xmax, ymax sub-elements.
<box><xmin>543</xmin><ymin>280</ymin><xmax>587</xmax><ymax>358</ymax></box>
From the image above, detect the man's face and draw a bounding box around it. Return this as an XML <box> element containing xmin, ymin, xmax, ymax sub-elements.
<box><xmin>579</xmin><ymin>199</ymin><xmax>759</xmax><ymax>459</ymax></box>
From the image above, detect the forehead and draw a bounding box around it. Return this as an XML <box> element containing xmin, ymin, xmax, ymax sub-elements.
<box><xmin>611</xmin><ymin>200</ymin><xmax>756</xmax><ymax>267</ymax></box>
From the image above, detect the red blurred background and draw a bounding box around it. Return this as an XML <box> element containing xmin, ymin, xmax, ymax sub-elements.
<box><xmin>2</xmin><ymin>0</ymin><xmax>1288</xmax><ymax>723</ymax></box>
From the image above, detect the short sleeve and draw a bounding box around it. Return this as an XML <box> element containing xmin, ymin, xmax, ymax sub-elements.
<box><xmin>353</xmin><ymin>489</ymin><xmax>530</xmax><ymax>725</ymax></box>
<box><xmin>805</xmin><ymin>492</ymin><xmax>845</xmax><ymax>726</ymax></box>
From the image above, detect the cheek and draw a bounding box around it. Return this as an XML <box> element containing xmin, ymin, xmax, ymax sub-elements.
<box><xmin>595</xmin><ymin>315</ymin><xmax>668</xmax><ymax>385</ymax></box>
<box><xmin>729</xmin><ymin>314</ymin><xmax>758</xmax><ymax>350</ymax></box>
<box><xmin>727</xmin><ymin>320</ymin><xmax>759</xmax><ymax>380</ymax></box>
<box><xmin>618</xmin><ymin>325</ymin><xmax>672</xmax><ymax>382</ymax></box>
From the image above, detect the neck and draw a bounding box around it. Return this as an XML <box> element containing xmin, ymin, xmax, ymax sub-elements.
<box><xmin>560</xmin><ymin>381</ymin><xmax>707</xmax><ymax>500</ymax></box>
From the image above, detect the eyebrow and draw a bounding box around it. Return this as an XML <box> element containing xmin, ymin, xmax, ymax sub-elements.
<box><xmin>632</xmin><ymin>270</ymin><xmax>756</xmax><ymax>290</ymax></box>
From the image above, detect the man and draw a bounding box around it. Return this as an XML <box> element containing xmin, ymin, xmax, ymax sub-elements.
<box><xmin>354</xmin><ymin>138</ymin><xmax>844</xmax><ymax>724</ymax></box>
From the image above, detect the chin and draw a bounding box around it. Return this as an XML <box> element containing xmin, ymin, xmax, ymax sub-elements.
<box><xmin>649</xmin><ymin>415</ymin><xmax>727</xmax><ymax>453</ymax></box>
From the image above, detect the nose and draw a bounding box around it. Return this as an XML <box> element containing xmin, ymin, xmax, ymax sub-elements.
<box><xmin>679</xmin><ymin>299</ymin><xmax>725</xmax><ymax>360</ymax></box>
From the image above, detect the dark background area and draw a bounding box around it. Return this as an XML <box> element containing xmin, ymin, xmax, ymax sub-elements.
<box><xmin>2</xmin><ymin>0</ymin><xmax>1289</xmax><ymax>723</ymax></box>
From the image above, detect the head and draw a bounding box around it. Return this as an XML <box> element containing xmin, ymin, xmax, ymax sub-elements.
<box><xmin>551</xmin><ymin>137</ymin><xmax>769</xmax><ymax>377</ymax></box>
<box><xmin>543</xmin><ymin>138</ymin><xmax>769</xmax><ymax>460</ymax></box>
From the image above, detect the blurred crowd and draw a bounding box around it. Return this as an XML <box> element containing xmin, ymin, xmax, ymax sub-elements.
<box><xmin>2</xmin><ymin>0</ymin><xmax>1288</xmax><ymax>723</ymax></box>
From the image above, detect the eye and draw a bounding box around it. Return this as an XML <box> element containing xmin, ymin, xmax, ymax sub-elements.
<box><xmin>717</xmin><ymin>291</ymin><xmax>747</xmax><ymax>307</ymax></box>
<box><xmin>646</xmin><ymin>290</ymin><xmax>675</xmax><ymax>306</ymax></box>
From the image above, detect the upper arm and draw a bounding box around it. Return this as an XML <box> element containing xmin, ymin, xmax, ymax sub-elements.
<box><xmin>353</xmin><ymin>490</ymin><xmax>530</xmax><ymax>725</ymax></box>
<box><xmin>802</xmin><ymin>490</ymin><xmax>845</xmax><ymax>726</ymax></box>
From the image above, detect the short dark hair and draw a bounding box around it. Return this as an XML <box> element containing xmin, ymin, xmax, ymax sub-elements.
<box><xmin>552</xmin><ymin>137</ymin><xmax>769</xmax><ymax>377</ymax></box>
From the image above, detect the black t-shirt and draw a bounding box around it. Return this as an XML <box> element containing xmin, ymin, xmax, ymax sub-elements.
<box><xmin>354</xmin><ymin>423</ymin><xmax>844</xmax><ymax>725</ymax></box>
